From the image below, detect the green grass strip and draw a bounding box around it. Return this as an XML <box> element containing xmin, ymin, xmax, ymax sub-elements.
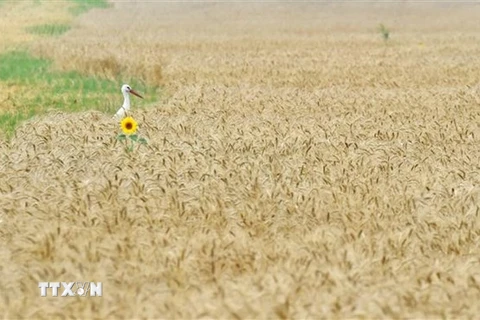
<box><xmin>68</xmin><ymin>0</ymin><xmax>110</xmax><ymax>16</ymax></box>
<box><xmin>26</xmin><ymin>24</ymin><xmax>72</xmax><ymax>36</ymax></box>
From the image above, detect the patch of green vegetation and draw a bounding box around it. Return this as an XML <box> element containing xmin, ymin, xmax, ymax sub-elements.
<box><xmin>0</xmin><ymin>51</ymin><xmax>158</xmax><ymax>137</ymax></box>
<box><xmin>26</xmin><ymin>24</ymin><xmax>71</xmax><ymax>36</ymax></box>
<box><xmin>68</xmin><ymin>0</ymin><xmax>110</xmax><ymax>16</ymax></box>
<box><xmin>0</xmin><ymin>111</ymin><xmax>36</xmax><ymax>137</ymax></box>
<box><xmin>378</xmin><ymin>24</ymin><xmax>390</xmax><ymax>42</ymax></box>
<box><xmin>0</xmin><ymin>51</ymin><xmax>50</xmax><ymax>82</ymax></box>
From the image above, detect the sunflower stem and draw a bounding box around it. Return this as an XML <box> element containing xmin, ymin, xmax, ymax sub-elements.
<box><xmin>129</xmin><ymin>138</ymin><xmax>135</xmax><ymax>152</ymax></box>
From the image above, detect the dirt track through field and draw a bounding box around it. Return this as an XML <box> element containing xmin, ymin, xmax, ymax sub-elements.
<box><xmin>2</xmin><ymin>2</ymin><xmax>480</xmax><ymax>318</ymax></box>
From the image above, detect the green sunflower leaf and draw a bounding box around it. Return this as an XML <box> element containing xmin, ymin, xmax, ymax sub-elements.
<box><xmin>116</xmin><ymin>134</ymin><xmax>126</xmax><ymax>141</ymax></box>
<box><xmin>129</xmin><ymin>134</ymin><xmax>138</xmax><ymax>141</ymax></box>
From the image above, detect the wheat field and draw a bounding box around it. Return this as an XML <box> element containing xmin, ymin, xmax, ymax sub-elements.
<box><xmin>2</xmin><ymin>1</ymin><xmax>480</xmax><ymax>319</ymax></box>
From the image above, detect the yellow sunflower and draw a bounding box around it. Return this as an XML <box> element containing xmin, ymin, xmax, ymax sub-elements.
<box><xmin>120</xmin><ymin>116</ymin><xmax>138</xmax><ymax>135</ymax></box>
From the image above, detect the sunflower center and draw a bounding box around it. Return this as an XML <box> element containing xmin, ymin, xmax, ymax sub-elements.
<box><xmin>126</xmin><ymin>122</ymin><xmax>133</xmax><ymax>130</ymax></box>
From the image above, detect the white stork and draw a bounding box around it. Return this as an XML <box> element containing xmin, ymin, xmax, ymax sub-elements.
<box><xmin>113</xmin><ymin>84</ymin><xmax>144</xmax><ymax>119</ymax></box>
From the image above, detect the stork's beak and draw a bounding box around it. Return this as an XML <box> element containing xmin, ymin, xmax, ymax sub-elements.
<box><xmin>129</xmin><ymin>89</ymin><xmax>144</xmax><ymax>99</ymax></box>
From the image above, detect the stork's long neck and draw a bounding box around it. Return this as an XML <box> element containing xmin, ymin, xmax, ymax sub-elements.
<box><xmin>122</xmin><ymin>91</ymin><xmax>131</xmax><ymax>110</ymax></box>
